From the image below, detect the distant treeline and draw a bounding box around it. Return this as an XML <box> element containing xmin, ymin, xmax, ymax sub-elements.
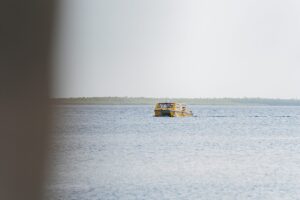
<box><xmin>52</xmin><ymin>97</ymin><xmax>300</xmax><ymax>106</ymax></box>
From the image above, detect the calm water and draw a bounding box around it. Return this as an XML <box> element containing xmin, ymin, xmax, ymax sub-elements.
<box><xmin>46</xmin><ymin>105</ymin><xmax>300</xmax><ymax>200</ymax></box>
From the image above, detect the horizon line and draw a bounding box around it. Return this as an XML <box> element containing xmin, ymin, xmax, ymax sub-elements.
<box><xmin>51</xmin><ymin>96</ymin><xmax>300</xmax><ymax>100</ymax></box>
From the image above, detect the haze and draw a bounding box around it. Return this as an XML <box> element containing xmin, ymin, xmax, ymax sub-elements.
<box><xmin>52</xmin><ymin>0</ymin><xmax>300</xmax><ymax>98</ymax></box>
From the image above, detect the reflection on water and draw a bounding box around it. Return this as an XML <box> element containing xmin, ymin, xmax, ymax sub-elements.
<box><xmin>46</xmin><ymin>105</ymin><xmax>300</xmax><ymax>200</ymax></box>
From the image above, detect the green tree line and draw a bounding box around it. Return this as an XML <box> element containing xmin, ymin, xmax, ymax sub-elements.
<box><xmin>51</xmin><ymin>97</ymin><xmax>300</xmax><ymax>106</ymax></box>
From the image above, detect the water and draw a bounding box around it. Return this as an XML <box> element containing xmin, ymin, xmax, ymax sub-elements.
<box><xmin>46</xmin><ymin>105</ymin><xmax>300</xmax><ymax>200</ymax></box>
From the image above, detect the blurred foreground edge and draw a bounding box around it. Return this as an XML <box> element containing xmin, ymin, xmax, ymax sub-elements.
<box><xmin>0</xmin><ymin>0</ymin><xmax>56</xmax><ymax>200</ymax></box>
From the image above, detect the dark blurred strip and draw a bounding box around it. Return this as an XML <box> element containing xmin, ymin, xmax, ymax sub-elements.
<box><xmin>0</xmin><ymin>0</ymin><xmax>56</xmax><ymax>200</ymax></box>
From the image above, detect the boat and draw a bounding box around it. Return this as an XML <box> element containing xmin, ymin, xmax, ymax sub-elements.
<box><xmin>154</xmin><ymin>102</ymin><xmax>193</xmax><ymax>117</ymax></box>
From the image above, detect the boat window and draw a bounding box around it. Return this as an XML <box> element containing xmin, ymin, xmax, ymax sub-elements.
<box><xmin>159</xmin><ymin>103</ymin><xmax>173</xmax><ymax>108</ymax></box>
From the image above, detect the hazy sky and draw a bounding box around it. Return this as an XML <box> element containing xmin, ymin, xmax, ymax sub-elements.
<box><xmin>53</xmin><ymin>0</ymin><xmax>300</xmax><ymax>98</ymax></box>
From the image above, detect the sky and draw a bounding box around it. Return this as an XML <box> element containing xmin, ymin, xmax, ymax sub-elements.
<box><xmin>52</xmin><ymin>0</ymin><xmax>300</xmax><ymax>98</ymax></box>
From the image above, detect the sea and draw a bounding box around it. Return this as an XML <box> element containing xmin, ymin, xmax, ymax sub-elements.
<box><xmin>45</xmin><ymin>105</ymin><xmax>300</xmax><ymax>200</ymax></box>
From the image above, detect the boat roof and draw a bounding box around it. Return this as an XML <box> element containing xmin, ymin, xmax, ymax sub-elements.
<box><xmin>157</xmin><ymin>102</ymin><xmax>186</xmax><ymax>105</ymax></box>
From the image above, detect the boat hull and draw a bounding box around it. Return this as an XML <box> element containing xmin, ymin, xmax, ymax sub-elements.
<box><xmin>154</xmin><ymin>110</ymin><xmax>192</xmax><ymax>117</ymax></box>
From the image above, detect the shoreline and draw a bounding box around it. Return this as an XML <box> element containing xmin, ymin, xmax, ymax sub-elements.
<box><xmin>51</xmin><ymin>97</ymin><xmax>300</xmax><ymax>106</ymax></box>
